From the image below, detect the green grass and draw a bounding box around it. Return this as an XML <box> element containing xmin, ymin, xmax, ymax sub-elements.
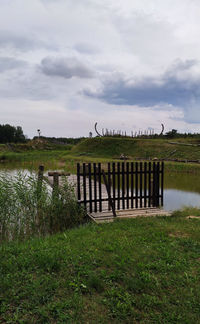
<box><xmin>72</xmin><ymin>137</ymin><xmax>200</xmax><ymax>160</ymax></box>
<box><xmin>1</xmin><ymin>211</ymin><xmax>200</xmax><ymax>323</ymax></box>
<box><xmin>2</xmin><ymin>137</ymin><xmax>200</xmax><ymax>175</ymax></box>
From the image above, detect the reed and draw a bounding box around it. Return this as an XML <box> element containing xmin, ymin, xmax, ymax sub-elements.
<box><xmin>0</xmin><ymin>172</ymin><xmax>85</xmax><ymax>242</ymax></box>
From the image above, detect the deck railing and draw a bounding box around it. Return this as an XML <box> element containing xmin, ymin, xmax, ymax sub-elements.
<box><xmin>77</xmin><ymin>162</ymin><xmax>164</xmax><ymax>213</ymax></box>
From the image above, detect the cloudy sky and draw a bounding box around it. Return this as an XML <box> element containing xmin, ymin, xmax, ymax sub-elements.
<box><xmin>1</xmin><ymin>0</ymin><xmax>200</xmax><ymax>138</ymax></box>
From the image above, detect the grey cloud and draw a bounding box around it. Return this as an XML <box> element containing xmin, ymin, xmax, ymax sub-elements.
<box><xmin>0</xmin><ymin>30</ymin><xmax>55</xmax><ymax>52</ymax></box>
<box><xmin>84</xmin><ymin>60</ymin><xmax>200</xmax><ymax>108</ymax></box>
<box><xmin>74</xmin><ymin>42</ymin><xmax>100</xmax><ymax>54</ymax></box>
<box><xmin>40</xmin><ymin>56</ymin><xmax>94</xmax><ymax>79</ymax></box>
<box><xmin>0</xmin><ymin>57</ymin><xmax>27</xmax><ymax>72</ymax></box>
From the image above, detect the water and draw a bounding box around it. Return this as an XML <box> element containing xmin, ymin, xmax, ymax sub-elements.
<box><xmin>164</xmin><ymin>189</ymin><xmax>200</xmax><ymax>211</ymax></box>
<box><xmin>164</xmin><ymin>172</ymin><xmax>200</xmax><ymax>211</ymax></box>
<box><xmin>1</xmin><ymin>165</ymin><xmax>200</xmax><ymax>211</ymax></box>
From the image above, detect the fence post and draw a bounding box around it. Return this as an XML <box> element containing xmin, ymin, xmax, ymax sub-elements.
<box><xmin>37</xmin><ymin>165</ymin><xmax>44</xmax><ymax>198</ymax></box>
<box><xmin>37</xmin><ymin>165</ymin><xmax>44</xmax><ymax>227</ymax></box>
<box><xmin>52</xmin><ymin>172</ymin><xmax>59</xmax><ymax>201</ymax></box>
<box><xmin>50</xmin><ymin>172</ymin><xmax>59</xmax><ymax>233</ymax></box>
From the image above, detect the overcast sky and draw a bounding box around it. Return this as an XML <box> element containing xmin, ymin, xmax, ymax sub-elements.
<box><xmin>1</xmin><ymin>0</ymin><xmax>200</xmax><ymax>138</ymax></box>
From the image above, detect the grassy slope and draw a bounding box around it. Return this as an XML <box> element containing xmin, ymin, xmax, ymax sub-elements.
<box><xmin>1</xmin><ymin>212</ymin><xmax>200</xmax><ymax>323</ymax></box>
<box><xmin>72</xmin><ymin>137</ymin><xmax>200</xmax><ymax>160</ymax></box>
<box><xmin>2</xmin><ymin>137</ymin><xmax>200</xmax><ymax>174</ymax></box>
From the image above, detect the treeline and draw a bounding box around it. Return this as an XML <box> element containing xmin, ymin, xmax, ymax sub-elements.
<box><xmin>159</xmin><ymin>129</ymin><xmax>200</xmax><ymax>139</ymax></box>
<box><xmin>0</xmin><ymin>124</ymin><xmax>26</xmax><ymax>144</ymax></box>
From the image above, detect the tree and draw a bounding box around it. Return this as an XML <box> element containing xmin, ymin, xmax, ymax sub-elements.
<box><xmin>165</xmin><ymin>129</ymin><xmax>178</xmax><ymax>139</ymax></box>
<box><xmin>0</xmin><ymin>124</ymin><xmax>26</xmax><ymax>143</ymax></box>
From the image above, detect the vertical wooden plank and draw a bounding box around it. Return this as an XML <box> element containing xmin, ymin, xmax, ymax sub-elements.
<box><xmin>122</xmin><ymin>162</ymin><xmax>125</xmax><ymax>209</ymax></box>
<box><xmin>144</xmin><ymin>162</ymin><xmax>147</xmax><ymax>208</ymax></box>
<box><xmin>126</xmin><ymin>162</ymin><xmax>129</xmax><ymax>209</ymax></box>
<box><xmin>131</xmin><ymin>162</ymin><xmax>134</xmax><ymax>208</ymax></box>
<box><xmin>153</xmin><ymin>162</ymin><xmax>156</xmax><ymax>207</ymax></box>
<box><xmin>83</xmin><ymin>163</ymin><xmax>87</xmax><ymax>209</ymax></box>
<box><xmin>88</xmin><ymin>163</ymin><xmax>92</xmax><ymax>213</ymax></box>
<box><xmin>140</xmin><ymin>162</ymin><xmax>143</xmax><ymax>208</ymax></box>
<box><xmin>98</xmin><ymin>163</ymin><xmax>102</xmax><ymax>212</ymax></box>
<box><xmin>93</xmin><ymin>163</ymin><xmax>97</xmax><ymax>212</ymax></box>
<box><xmin>77</xmin><ymin>163</ymin><xmax>81</xmax><ymax>202</ymax></box>
<box><xmin>161</xmin><ymin>162</ymin><xmax>164</xmax><ymax>206</ymax></box>
<box><xmin>148</xmin><ymin>162</ymin><xmax>151</xmax><ymax>207</ymax></box>
<box><xmin>102</xmin><ymin>170</ymin><xmax>116</xmax><ymax>217</ymax></box>
<box><xmin>135</xmin><ymin>162</ymin><xmax>138</xmax><ymax>208</ymax></box>
<box><xmin>108</xmin><ymin>163</ymin><xmax>111</xmax><ymax>210</ymax></box>
<box><xmin>112</xmin><ymin>162</ymin><xmax>116</xmax><ymax>211</ymax></box>
<box><xmin>156</xmin><ymin>162</ymin><xmax>160</xmax><ymax>207</ymax></box>
<box><xmin>117</xmin><ymin>162</ymin><xmax>120</xmax><ymax>210</ymax></box>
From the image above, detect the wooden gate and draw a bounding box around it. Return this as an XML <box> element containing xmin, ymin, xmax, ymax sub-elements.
<box><xmin>77</xmin><ymin>162</ymin><xmax>164</xmax><ymax>213</ymax></box>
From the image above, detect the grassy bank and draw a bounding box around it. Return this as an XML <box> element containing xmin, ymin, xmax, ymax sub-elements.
<box><xmin>2</xmin><ymin>137</ymin><xmax>200</xmax><ymax>174</ymax></box>
<box><xmin>1</xmin><ymin>211</ymin><xmax>200</xmax><ymax>323</ymax></box>
<box><xmin>72</xmin><ymin>137</ymin><xmax>200</xmax><ymax>160</ymax></box>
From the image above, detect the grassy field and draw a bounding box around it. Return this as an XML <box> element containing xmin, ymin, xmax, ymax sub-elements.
<box><xmin>1</xmin><ymin>210</ymin><xmax>200</xmax><ymax>323</ymax></box>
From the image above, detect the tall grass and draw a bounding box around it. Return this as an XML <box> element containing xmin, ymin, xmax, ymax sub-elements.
<box><xmin>0</xmin><ymin>172</ymin><xmax>85</xmax><ymax>242</ymax></box>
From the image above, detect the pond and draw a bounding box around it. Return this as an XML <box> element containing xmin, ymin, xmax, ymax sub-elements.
<box><xmin>164</xmin><ymin>172</ymin><xmax>200</xmax><ymax>211</ymax></box>
<box><xmin>1</xmin><ymin>165</ymin><xmax>200</xmax><ymax>212</ymax></box>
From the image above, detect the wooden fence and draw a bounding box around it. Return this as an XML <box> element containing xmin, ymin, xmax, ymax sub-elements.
<box><xmin>77</xmin><ymin>162</ymin><xmax>164</xmax><ymax>213</ymax></box>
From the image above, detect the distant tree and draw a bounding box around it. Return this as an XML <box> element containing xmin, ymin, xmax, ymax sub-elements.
<box><xmin>14</xmin><ymin>126</ymin><xmax>26</xmax><ymax>143</ymax></box>
<box><xmin>0</xmin><ymin>124</ymin><xmax>26</xmax><ymax>143</ymax></box>
<box><xmin>165</xmin><ymin>129</ymin><xmax>178</xmax><ymax>139</ymax></box>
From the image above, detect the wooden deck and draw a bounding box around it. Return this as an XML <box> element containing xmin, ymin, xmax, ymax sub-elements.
<box><xmin>48</xmin><ymin>172</ymin><xmax>171</xmax><ymax>224</ymax></box>
<box><xmin>88</xmin><ymin>208</ymin><xmax>172</xmax><ymax>223</ymax></box>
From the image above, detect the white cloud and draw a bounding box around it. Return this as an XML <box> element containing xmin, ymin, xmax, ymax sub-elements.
<box><xmin>1</xmin><ymin>0</ymin><xmax>200</xmax><ymax>136</ymax></box>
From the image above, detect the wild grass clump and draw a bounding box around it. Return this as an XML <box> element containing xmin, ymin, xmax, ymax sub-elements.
<box><xmin>0</xmin><ymin>172</ymin><xmax>85</xmax><ymax>242</ymax></box>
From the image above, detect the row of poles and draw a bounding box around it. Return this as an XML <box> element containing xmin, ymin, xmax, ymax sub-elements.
<box><xmin>94</xmin><ymin>122</ymin><xmax>165</xmax><ymax>138</ymax></box>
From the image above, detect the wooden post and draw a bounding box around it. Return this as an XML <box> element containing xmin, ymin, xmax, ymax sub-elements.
<box><xmin>152</xmin><ymin>162</ymin><xmax>156</xmax><ymax>207</ymax></box>
<box><xmin>77</xmin><ymin>163</ymin><xmax>81</xmax><ymax>202</ymax></box>
<box><xmin>37</xmin><ymin>165</ymin><xmax>44</xmax><ymax>198</ymax></box>
<box><xmin>161</xmin><ymin>162</ymin><xmax>164</xmax><ymax>206</ymax></box>
<box><xmin>150</xmin><ymin>178</ymin><xmax>154</xmax><ymax>206</ymax></box>
<box><xmin>37</xmin><ymin>165</ymin><xmax>44</xmax><ymax>227</ymax></box>
<box><xmin>52</xmin><ymin>172</ymin><xmax>59</xmax><ymax>201</ymax></box>
<box><xmin>102</xmin><ymin>169</ymin><xmax>116</xmax><ymax>217</ymax></box>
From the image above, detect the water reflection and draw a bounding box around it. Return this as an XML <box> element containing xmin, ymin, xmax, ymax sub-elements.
<box><xmin>164</xmin><ymin>189</ymin><xmax>200</xmax><ymax>211</ymax></box>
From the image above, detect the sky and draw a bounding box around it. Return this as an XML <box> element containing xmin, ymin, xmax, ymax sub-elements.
<box><xmin>1</xmin><ymin>0</ymin><xmax>200</xmax><ymax>138</ymax></box>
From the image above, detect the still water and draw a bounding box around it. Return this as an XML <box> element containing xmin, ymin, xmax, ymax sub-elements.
<box><xmin>1</xmin><ymin>166</ymin><xmax>200</xmax><ymax>211</ymax></box>
<box><xmin>164</xmin><ymin>173</ymin><xmax>200</xmax><ymax>211</ymax></box>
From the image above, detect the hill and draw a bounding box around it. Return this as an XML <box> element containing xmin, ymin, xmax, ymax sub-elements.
<box><xmin>72</xmin><ymin>137</ymin><xmax>200</xmax><ymax>160</ymax></box>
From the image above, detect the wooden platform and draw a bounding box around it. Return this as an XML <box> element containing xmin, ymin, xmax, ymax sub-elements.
<box><xmin>47</xmin><ymin>171</ymin><xmax>170</xmax><ymax>224</ymax></box>
<box><xmin>88</xmin><ymin>208</ymin><xmax>172</xmax><ymax>223</ymax></box>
